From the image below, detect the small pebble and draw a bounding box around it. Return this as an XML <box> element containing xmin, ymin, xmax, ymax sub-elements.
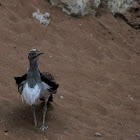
<box><xmin>136</xmin><ymin>133</ymin><xmax>139</xmax><ymax>137</ymax></box>
<box><xmin>60</xmin><ymin>96</ymin><xmax>64</xmax><ymax>99</ymax></box>
<box><xmin>136</xmin><ymin>131</ymin><xmax>139</xmax><ymax>137</ymax></box>
<box><xmin>95</xmin><ymin>132</ymin><xmax>101</xmax><ymax>137</ymax></box>
<box><xmin>128</xmin><ymin>95</ymin><xmax>134</xmax><ymax>101</ymax></box>
<box><xmin>118</xmin><ymin>122</ymin><xmax>122</xmax><ymax>125</ymax></box>
<box><xmin>5</xmin><ymin>130</ymin><xmax>8</xmax><ymax>135</ymax></box>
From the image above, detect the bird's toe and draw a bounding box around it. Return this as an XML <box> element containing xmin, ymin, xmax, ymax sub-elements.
<box><xmin>40</xmin><ymin>125</ymin><xmax>48</xmax><ymax>131</ymax></box>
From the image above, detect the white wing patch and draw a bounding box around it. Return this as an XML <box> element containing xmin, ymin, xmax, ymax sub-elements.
<box><xmin>41</xmin><ymin>82</ymin><xmax>51</xmax><ymax>94</ymax></box>
<box><xmin>22</xmin><ymin>83</ymin><xmax>41</xmax><ymax>105</ymax></box>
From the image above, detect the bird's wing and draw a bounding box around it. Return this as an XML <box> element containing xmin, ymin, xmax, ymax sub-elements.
<box><xmin>41</xmin><ymin>72</ymin><xmax>55</xmax><ymax>81</ymax></box>
<box><xmin>14</xmin><ymin>74</ymin><xmax>27</xmax><ymax>94</ymax></box>
<box><xmin>14</xmin><ymin>72</ymin><xmax>59</xmax><ymax>94</ymax></box>
<box><xmin>14</xmin><ymin>74</ymin><xmax>27</xmax><ymax>85</ymax></box>
<box><xmin>40</xmin><ymin>72</ymin><xmax>59</xmax><ymax>93</ymax></box>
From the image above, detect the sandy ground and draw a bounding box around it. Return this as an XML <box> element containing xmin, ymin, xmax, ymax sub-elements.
<box><xmin>0</xmin><ymin>0</ymin><xmax>140</xmax><ymax>140</ymax></box>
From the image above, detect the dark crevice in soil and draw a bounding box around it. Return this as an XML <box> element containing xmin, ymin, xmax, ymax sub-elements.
<box><xmin>115</xmin><ymin>6</ymin><xmax>140</xmax><ymax>30</ymax></box>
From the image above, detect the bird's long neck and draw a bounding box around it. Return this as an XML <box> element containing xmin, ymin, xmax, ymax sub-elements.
<box><xmin>27</xmin><ymin>58</ymin><xmax>41</xmax><ymax>88</ymax></box>
<box><xmin>29</xmin><ymin>59</ymin><xmax>38</xmax><ymax>70</ymax></box>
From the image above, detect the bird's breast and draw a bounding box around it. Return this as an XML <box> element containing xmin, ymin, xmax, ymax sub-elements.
<box><xmin>22</xmin><ymin>83</ymin><xmax>41</xmax><ymax>105</ymax></box>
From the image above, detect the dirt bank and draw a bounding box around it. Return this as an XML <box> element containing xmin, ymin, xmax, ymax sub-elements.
<box><xmin>0</xmin><ymin>0</ymin><xmax>139</xmax><ymax>140</ymax></box>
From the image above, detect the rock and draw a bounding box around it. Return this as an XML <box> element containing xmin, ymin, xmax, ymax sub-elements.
<box><xmin>5</xmin><ymin>130</ymin><xmax>8</xmax><ymax>135</ymax></box>
<box><xmin>95</xmin><ymin>132</ymin><xmax>101</xmax><ymax>137</ymax></box>
<box><xmin>118</xmin><ymin>122</ymin><xmax>122</xmax><ymax>125</ymax></box>
<box><xmin>48</xmin><ymin>0</ymin><xmax>139</xmax><ymax>17</ymax></box>
<box><xmin>136</xmin><ymin>132</ymin><xmax>140</xmax><ymax>138</ymax></box>
<box><xmin>105</xmin><ymin>0</ymin><xmax>134</xmax><ymax>15</ymax></box>
<box><xmin>115</xmin><ymin>2</ymin><xmax>140</xmax><ymax>29</ymax></box>
<box><xmin>33</xmin><ymin>9</ymin><xmax>50</xmax><ymax>26</ymax></box>
<box><xmin>49</xmin><ymin>0</ymin><xmax>100</xmax><ymax>16</ymax></box>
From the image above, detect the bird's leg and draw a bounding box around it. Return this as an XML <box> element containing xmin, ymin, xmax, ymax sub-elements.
<box><xmin>32</xmin><ymin>104</ymin><xmax>37</xmax><ymax>126</ymax></box>
<box><xmin>40</xmin><ymin>101</ymin><xmax>48</xmax><ymax>131</ymax></box>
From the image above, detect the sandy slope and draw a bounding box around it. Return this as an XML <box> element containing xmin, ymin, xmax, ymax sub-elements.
<box><xmin>0</xmin><ymin>0</ymin><xmax>140</xmax><ymax>140</ymax></box>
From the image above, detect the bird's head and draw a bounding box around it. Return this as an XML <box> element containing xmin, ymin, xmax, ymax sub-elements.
<box><xmin>28</xmin><ymin>49</ymin><xmax>44</xmax><ymax>61</ymax></box>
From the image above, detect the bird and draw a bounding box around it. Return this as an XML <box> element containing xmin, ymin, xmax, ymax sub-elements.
<box><xmin>14</xmin><ymin>49</ymin><xmax>59</xmax><ymax>130</ymax></box>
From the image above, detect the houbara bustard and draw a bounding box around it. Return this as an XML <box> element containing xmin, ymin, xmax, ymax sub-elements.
<box><xmin>14</xmin><ymin>49</ymin><xmax>59</xmax><ymax>130</ymax></box>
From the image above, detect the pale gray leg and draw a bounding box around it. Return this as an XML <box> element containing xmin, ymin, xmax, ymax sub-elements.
<box><xmin>32</xmin><ymin>104</ymin><xmax>37</xmax><ymax>126</ymax></box>
<box><xmin>40</xmin><ymin>101</ymin><xmax>48</xmax><ymax>130</ymax></box>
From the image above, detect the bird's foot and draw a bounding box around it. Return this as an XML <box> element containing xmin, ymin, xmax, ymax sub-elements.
<box><xmin>40</xmin><ymin>125</ymin><xmax>48</xmax><ymax>131</ymax></box>
<box><xmin>34</xmin><ymin>122</ymin><xmax>37</xmax><ymax>127</ymax></box>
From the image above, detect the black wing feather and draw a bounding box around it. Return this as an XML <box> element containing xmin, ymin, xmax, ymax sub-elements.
<box><xmin>14</xmin><ymin>74</ymin><xmax>27</xmax><ymax>94</ymax></box>
<box><xmin>40</xmin><ymin>72</ymin><xmax>59</xmax><ymax>91</ymax></box>
<box><xmin>14</xmin><ymin>74</ymin><xmax>27</xmax><ymax>85</ymax></box>
<box><xmin>14</xmin><ymin>72</ymin><xmax>59</xmax><ymax>90</ymax></box>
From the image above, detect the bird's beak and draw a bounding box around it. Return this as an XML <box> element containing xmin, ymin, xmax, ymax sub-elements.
<box><xmin>37</xmin><ymin>52</ymin><xmax>44</xmax><ymax>56</ymax></box>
